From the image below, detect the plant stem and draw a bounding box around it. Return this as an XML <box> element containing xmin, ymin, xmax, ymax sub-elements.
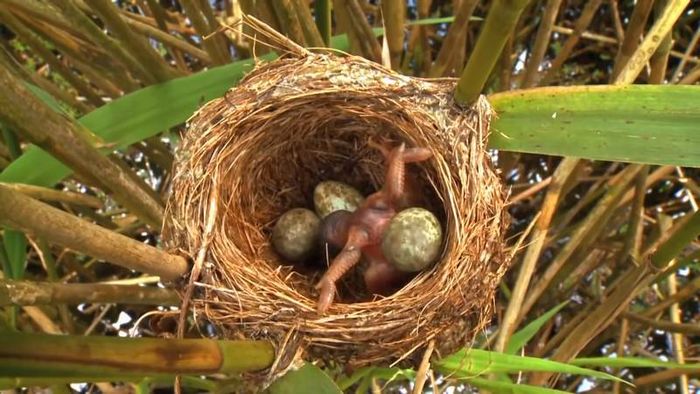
<box><xmin>455</xmin><ymin>0</ymin><xmax>531</xmax><ymax>106</ymax></box>
<box><xmin>315</xmin><ymin>0</ymin><xmax>332</xmax><ymax>45</ymax></box>
<box><xmin>521</xmin><ymin>0</ymin><xmax>563</xmax><ymax>87</ymax></box>
<box><xmin>0</xmin><ymin>279</ymin><xmax>179</xmax><ymax>306</ymax></box>
<box><xmin>0</xmin><ymin>60</ymin><xmax>165</xmax><ymax>228</ymax></box>
<box><xmin>0</xmin><ymin>331</ymin><xmax>274</xmax><ymax>376</ymax></box>
<box><xmin>381</xmin><ymin>0</ymin><xmax>405</xmax><ymax>69</ymax></box>
<box><xmin>0</xmin><ymin>182</ymin><xmax>102</xmax><ymax>208</ymax></box>
<box><xmin>0</xmin><ymin>184</ymin><xmax>188</xmax><ymax>281</ymax></box>
<box><xmin>614</xmin><ymin>0</ymin><xmax>691</xmax><ymax>85</ymax></box>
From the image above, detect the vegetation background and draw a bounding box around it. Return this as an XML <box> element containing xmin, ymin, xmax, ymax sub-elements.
<box><xmin>0</xmin><ymin>0</ymin><xmax>698</xmax><ymax>393</ymax></box>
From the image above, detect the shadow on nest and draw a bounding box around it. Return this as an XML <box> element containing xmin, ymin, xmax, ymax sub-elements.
<box><xmin>163</xmin><ymin>17</ymin><xmax>510</xmax><ymax>380</ymax></box>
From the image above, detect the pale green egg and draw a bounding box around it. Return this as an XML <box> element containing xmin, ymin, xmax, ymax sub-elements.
<box><xmin>313</xmin><ymin>181</ymin><xmax>364</xmax><ymax>219</ymax></box>
<box><xmin>381</xmin><ymin>208</ymin><xmax>443</xmax><ymax>272</ymax></box>
<box><xmin>272</xmin><ymin>208</ymin><xmax>321</xmax><ymax>262</ymax></box>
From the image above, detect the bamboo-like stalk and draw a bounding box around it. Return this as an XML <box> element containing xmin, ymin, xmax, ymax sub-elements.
<box><xmin>343</xmin><ymin>0</ymin><xmax>382</xmax><ymax>61</ymax></box>
<box><xmin>0</xmin><ymin>61</ymin><xmax>164</xmax><ymax>228</ymax></box>
<box><xmin>270</xmin><ymin>0</ymin><xmax>308</xmax><ymax>45</ymax></box>
<box><xmin>539</xmin><ymin>0</ymin><xmax>604</xmax><ymax>85</ymax></box>
<box><xmin>195</xmin><ymin>0</ymin><xmax>234</xmax><ymax>59</ymax></box>
<box><xmin>46</xmin><ymin>0</ymin><xmax>155</xmax><ymax>85</ymax></box>
<box><xmin>519</xmin><ymin>164</ymin><xmax>644</xmax><ymax>319</ymax></box>
<box><xmin>454</xmin><ymin>0</ymin><xmax>531</xmax><ymax>105</ymax></box>
<box><xmin>649</xmin><ymin>0</ymin><xmax>674</xmax><ymax>84</ymax></box>
<box><xmin>90</xmin><ymin>0</ymin><xmax>181</xmax><ymax>81</ymax></box>
<box><xmin>122</xmin><ymin>14</ymin><xmax>212</xmax><ymax>64</ymax></box>
<box><xmin>291</xmin><ymin>0</ymin><xmax>325</xmax><ymax>48</ymax></box>
<box><xmin>611</xmin><ymin>0</ymin><xmax>654</xmax><ymax>81</ymax></box>
<box><xmin>0</xmin><ymin>182</ymin><xmax>102</xmax><ymax>208</ymax></box>
<box><xmin>671</xmin><ymin>25</ymin><xmax>700</xmax><ymax>82</ymax></box>
<box><xmin>0</xmin><ymin>184</ymin><xmax>187</xmax><ymax>281</ymax></box>
<box><xmin>144</xmin><ymin>0</ymin><xmax>188</xmax><ymax>71</ymax></box>
<box><xmin>0</xmin><ymin>10</ymin><xmax>103</xmax><ymax>107</ymax></box>
<box><xmin>494</xmin><ymin>158</ymin><xmax>579</xmax><ymax>352</ymax></box>
<box><xmin>530</xmin><ymin>209</ymin><xmax>700</xmax><ymax>384</ymax></box>
<box><xmin>332</xmin><ymin>0</ymin><xmax>362</xmax><ymax>55</ymax></box>
<box><xmin>179</xmin><ymin>0</ymin><xmax>230</xmax><ymax>65</ymax></box>
<box><xmin>430</xmin><ymin>0</ymin><xmax>478</xmax><ymax>78</ymax></box>
<box><xmin>381</xmin><ymin>0</ymin><xmax>405</xmax><ymax>69</ymax></box>
<box><xmin>0</xmin><ymin>279</ymin><xmax>179</xmax><ymax>306</ymax></box>
<box><xmin>521</xmin><ymin>0</ymin><xmax>563</xmax><ymax>87</ymax></box>
<box><xmin>614</xmin><ymin>0</ymin><xmax>691</xmax><ymax>85</ymax></box>
<box><xmin>0</xmin><ymin>331</ymin><xmax>273</xmax><ymax>375</ymax></box>
<box><xmin>315</xmin><ymin>0</ymin><xmax>332</xmax><ymax>45</ymax></box>
<box><xmin>666</xmin><ymin>272</ymin><xmax>690</xmax><ymax>393</ymax></box>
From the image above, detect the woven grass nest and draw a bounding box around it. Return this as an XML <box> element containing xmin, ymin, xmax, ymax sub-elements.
<box><xmin>163</xmin><ymin>23</ymin><xmax>510</xmax><ymax>377</ymax></box>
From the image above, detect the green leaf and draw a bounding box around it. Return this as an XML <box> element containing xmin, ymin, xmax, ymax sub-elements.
<box><xmin>435</xmin><ymin>349</ymin><xmax>628</xmax><ymax>384</ymax></box>
<box><xmin>2</xmin><ymin>230</ymin><xmax>26</xmax><ymax>279</ymax></box>
<box><xmin>468</xmin><ymin>377</ymin><xmax>571</xmax><ymax>393</ymax></box>
<box><xmin>336</xmin><ymin>366</ymin><xmax>415</xmax><ymax>391</ymax></box>
<box><xmin>506</xmin><ymin>301</ymin><xmax>569</xmax><ymax>354</ymax></box>
<box><xmin>489</xmin><ymin>85</ymin><xmax>700</xmax><ymax>167</ymax></box>
<box><xmin>267</xmin><ymin>364</ymin><xmax>342</xmax><ymax>394</ymax></box>
<box><xmin>406</xmin><ymin>16</ymin><xmax>483</xmax><ymax>26</ymax></box>
<box><xmin>571</xmin><ymin>356</ymin><xmax>700</xmax><ymax>370</ymax></box>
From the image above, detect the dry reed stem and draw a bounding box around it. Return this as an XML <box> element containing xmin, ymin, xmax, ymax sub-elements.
<box><xmin>164</xmin><ymin>18</ymin><xmax>508</xmax><ymax>375</ymax></box>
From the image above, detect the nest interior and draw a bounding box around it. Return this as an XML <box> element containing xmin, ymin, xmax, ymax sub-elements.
<box><xmin>163</xmin><ymin>43</ymin><xmax>510</xmax><ymax>371</ymax></box>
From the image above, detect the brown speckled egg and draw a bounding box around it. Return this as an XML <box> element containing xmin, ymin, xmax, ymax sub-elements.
<box><xmin>272</xmin><ymin>208</ymin><xmax>321</xmax><ymax>262</ymax></box>
<box><xmin>313</xmin><ymin>181</ymin><xmax>364</xmax><ymax>219</ymax></box>
<box><xmin>381</xmin><ymin>208</ymin><xmax>443</xmax><ymax>272</ymax></box>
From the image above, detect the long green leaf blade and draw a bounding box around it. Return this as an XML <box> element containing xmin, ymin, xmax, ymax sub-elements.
<box><xmin>506</xmin><ymin>301</ymin><xmax>569</xmax><ymax>354</ymax></box>
<box><xmin>435</xmin><ymin>349</ymin><xmax>627</xmax><ymax>384</ymax></box>
<box><xmin>268</xmin><ymin>364</ymin><xmax>342</xmax><ymax>394</ymax></box>
<box><xmin>489</xmin><ymin>85</ymin><xmax>700</xmax><ymax>167</ymax></box>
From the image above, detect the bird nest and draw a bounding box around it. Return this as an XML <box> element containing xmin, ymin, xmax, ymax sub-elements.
<box><xmin>163</xmin><ymin>22</ymin><xmax>509</xmax><ymax>380</ymax></box>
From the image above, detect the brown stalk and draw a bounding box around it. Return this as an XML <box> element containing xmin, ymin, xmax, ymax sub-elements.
<box><xmin>608</xmin><ymin>0</ymin><xmax>625</xmax><ymax>42</ymax></box>
<box><xmin>333</xmin><ymin>0</ymin><xmax>362</xmax><ymax>55</ymax></box>
<box><xmin>44</xmin><ymin>0</ymin><xmax>153</xmax><ymax>87</ymax></box>
<box><xmin>643</xmin><ymin>273</ymin><xmax>700</xmax><ymax>316</ymax></box>
<box><xmin>614</xmin><ymin>0</ymin><xmax>691</xmax><ymax>85</ymax></box>
<box><xmin>121</xmin><ymin>14</ymin><xmax>212</xmax><ymax>64</ymax></box>
<box><xmin>0</xmin><ymin>279</ymin><xmax>179</xmax><ymax>306</ymax></box>
<box><xmin>611</xmin><ymin>0</ymin><xmax>655</xmax><ymax>81</ymax></box>
<box><xmin>539</xmin><ymin>0</ymin><xmax>604</xmax><ymax>85</ymax></box>
<box><xmin>623</xmin><ymin>312</ymin><xmax>700</xmax><ymax>335</ymax></box>
<box><xmin>494</xmin><ymin>158</ymin><xmax>579</xmax><ymax>352</ymax></box>
<box><xmin>144</xmin><ymin>0</ymin><xmax>188</xmax><ymax>71</ymax></box>
<box><xmin>270</xmin><ymin>0</ymin><xmax>307</xmax><ymax>46</ymax></box>
<box><xmin>179</xmin><ymin>0</ymin><xmax>230</xmax><ymax>65</ymax></box>
<box><xmin>634</xmin><ymin>369</ymin><xmax>700</xmax><ymax>389</ymax></box>
<box><xmin>0</xmin><ymin>48</ymin><xmax>91</xmax><ymax>113</ymax></box>
<box><xmin>519</xmin><ymin>165</ymin><xmax>644</xmax><ymax>319</ymax></box>
<box><xmin>0</xmin><ymin>182</ymin><xmax>102</xmax><ymax>208</ymax></box>
<box><xmin>344</xmin><ymin>0</ymin><xmax>382</xmax><ymax>62</ymax></box>
<box><xmin>0</xmin><ymin>184</ymin><xmax>188</xmax><ymax>281</ymax></box>
<box><xmin>0</xmin><ymin>10</ymin><xmax>103</xmax><ymax>107</ymax></box>
<box><xmin>521</xmin><ymin>0</ymin><xmax>563</xmax><ymax>87</ymax></box>
<box><xmin>381</xmin><ymin>0</ymin><xmax>406</xmax><ymax>69</ymax></box>
<box><xmin>290</xmin><ymin>0</ymin><xmax>325</xmax><ymax>48</ymax></box>
<box><xmin>0</xmin><ymin>60</ymin><xmax>164</xmax><ymax>228</ymax></box>
<box><xmin>648</xmin><ymin>0</ymin><xmax>674</xmax><ymax>84</ymax></box>
<box><xmin>90</xmin><ymin>0</ymin><xmax>181</xmax><ymax>81</ymax></box>
<box><xmin>429</xmin><ymin>0</ymin><xmax>479</xmax><ymax>77</ymax></box>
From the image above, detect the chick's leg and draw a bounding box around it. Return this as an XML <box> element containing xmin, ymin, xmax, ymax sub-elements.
<box><xmin>315</xmin><ymin>227</ymin><xmax>369</xmax><ymax>313</ymax></box>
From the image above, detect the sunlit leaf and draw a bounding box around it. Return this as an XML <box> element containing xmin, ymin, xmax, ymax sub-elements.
<box><xmin>268</xmin><ymin>363</ymin><xmax>341</xmax><ymax>394</ymax></box>
<box><xmin>490</xmin><ymin>85</ymin><xmax>700</xmax><ymax>167</ymax></box>
<box><xmin>506</xmin><ymin>301</ymin><xmax>569</xmax><ymax>354</ymax></box>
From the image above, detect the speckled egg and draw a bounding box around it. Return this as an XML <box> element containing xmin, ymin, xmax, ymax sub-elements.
<box><xmin>381</xmin><ymin>208</ymin><xmax>443</xmax><ymax>272</ymax></box>
<box><xmin>272</xmin><ymin>208</ymin><xmax>321</xmax><ymax>262</ymax></box>
<box><xmin>313</xmin><ymin>181</ymin><xmax>364</xmax><ymax>219</ymax></box>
